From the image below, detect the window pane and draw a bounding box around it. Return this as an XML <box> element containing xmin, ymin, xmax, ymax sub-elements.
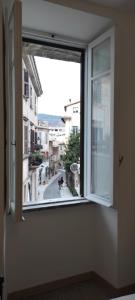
<box><xmin>22</xmin><ymin>42</ymin><xmax>82</xmax><ymax>205</ymax></box>
<box><xmin>91</xmin><ymin>75</ymin><xmax>111</xmax><ymax>199</ymax></box>
<box><xmin>24</xmin><ymin>69</ymin><xmax>29</xmax><ymax>83</ymax></box>
<box><xmin>92</xmin><ymin>38</ymin><xmax>110</xmax><ymax>77</ymax></box>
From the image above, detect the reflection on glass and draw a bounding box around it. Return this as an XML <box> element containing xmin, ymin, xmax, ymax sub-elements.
<box><xmin>92</xmin><ymin>38</ymin><xmax>110</xmax><ymax>77</ymax></box>
<box><xmin>91</xmin><ymin>75</ymin><xmax>111</xmax><ymax>199</ymax></box>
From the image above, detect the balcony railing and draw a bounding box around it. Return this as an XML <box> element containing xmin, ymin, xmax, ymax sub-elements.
<box><xmin>31</xmin><ymin>143</ymin><xmax>43</xmax><ymax>152</ymax></box>
<box><xmin>29</xmin><ymin>153</ymin><xmax>43</xmax><ymax>169</ymax></box>
<box><xmin>34</xmin><ymin>144</ymin><xmax>43</xmax><ymax>151</ymax></box>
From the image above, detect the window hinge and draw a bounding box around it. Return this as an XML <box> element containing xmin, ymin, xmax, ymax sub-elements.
<box><xmin>11</xmin><ymin>141</ymin><xmax>16</xmax><ymax>146</ymax></box>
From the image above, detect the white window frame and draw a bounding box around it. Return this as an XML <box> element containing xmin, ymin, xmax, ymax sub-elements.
<box><xmin>6</xmin><ymin>4</ymin><xmax>115</xmax><ymax>220</ymax></box>
<box><xmin>6</xmin><ymin>0</ymin><xmax>22</xmax><ymax>221</ymax></box>
<box><xmin>84</xmin><ymin>28</ymin><xmax>115</xmax><ymax>207</ymax></box>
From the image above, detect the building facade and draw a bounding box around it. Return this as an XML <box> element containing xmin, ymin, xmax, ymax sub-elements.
<box><xmin>22</xmin><ymin>54</ymin><xmax>43</xmax><ymax>204</ymax></box>
<box><xmin>63</xmin><ymin>100</ymin><xmax>80</xmax><ymax>143</ymax></box>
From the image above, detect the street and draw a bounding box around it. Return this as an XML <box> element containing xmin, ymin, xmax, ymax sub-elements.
<box><xmin>43</xmin><ymin>169</ymin><xmax>65</xmax><ymax>200</ymax></box>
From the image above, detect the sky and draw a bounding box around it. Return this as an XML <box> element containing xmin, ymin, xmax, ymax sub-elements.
<box><xmin>35</xmin><ymin>56</ymin><xmax>80</xmax><ymax>116</ymax></box>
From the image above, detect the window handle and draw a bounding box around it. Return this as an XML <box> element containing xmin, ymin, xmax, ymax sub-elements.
<box><xmin>11</xmin><ymin>141</ymin><xmax>16</xmax><ymax>146</ymax></box>
<box><xmin>119</xmin><ymin>155</ymin><xmax>124</xmax><ymax>166</ymax></box>
<box><xmin>22</xmin><ymin>216</ymin><xmax>26</xmax><ymax>222</ymax></box>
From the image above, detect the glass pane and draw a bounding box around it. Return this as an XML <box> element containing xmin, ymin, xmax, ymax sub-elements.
<box><xmin>92</xmin><ymin>38</ymin><xmax>110</xmax><ymax>77</ymax></box>
<box><xmin>91</xmin><ymin>75</ymin><xmax>111</xmax><ymax>199</ymax></box>
<box><xmin>22</xmin><ymin>41</ymin><xmax>82</xmax><ymax>205</ymax></box>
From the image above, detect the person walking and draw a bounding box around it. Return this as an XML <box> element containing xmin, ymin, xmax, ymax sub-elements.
<box><xmin>58</xmin><ymin>178</ymin><xmax>61</xmax><ymax>190</ymax></box>
<box><xmin>58</xmin><ymin>177</ymin><xmax>64</xmax><ymax>190</ymax></box>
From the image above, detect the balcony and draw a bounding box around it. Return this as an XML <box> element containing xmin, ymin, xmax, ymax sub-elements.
<box><xmin>29</xmin><ymin>153</ymin><xmax>43</xmax><ymax>170</ymax></box>
<box><xmin>34</xmin><ymin>143</ymin><xmax>43</xmax><ymax>151</ymax></box>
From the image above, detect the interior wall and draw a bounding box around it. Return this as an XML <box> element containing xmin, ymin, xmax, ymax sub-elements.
<box><xmin>116</xmin><ymin>18</ymin><xmax>135</xmax><ymax>288</ymax></box>
<box><xmin>48</xmin><ymin>0</ymin><xmax>135</xmax><ymax>289</ymax></box>
<box><xmin>93</xmin><ymin>206</ymin><xmax>118</xmax><ymax>287</ymax></box>
<box><xmin>22</xmin><ymin>0</ymin><xmax>111</xmax><ymax>43</ymax></box>
<box><xmin>5</xmin><ymin>0</ymin><xmax>135</xmax><ymax>294</ymax></box>
<box><xmin>6</xmin><ymin>0</ymin><xmax>118</xmax><ymax>294</ymax></box>
<box><xmin>6</xmin><ymin>206</ymin><xmax>95</xmax><ymax>293</ymax></box>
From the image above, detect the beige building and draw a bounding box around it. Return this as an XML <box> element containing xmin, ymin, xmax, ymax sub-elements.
<box><xmin>63</xmin><ymin>100</ymin><xmax>80</xmax><ymax>143</ymax></box>
<box><xmin>37</xmin><ymin>120</ymin><xmax>49</xmax><ymax>157</ymax></box>
<box><xmin>37</xmin><ymin>121</ymin><xmax>49</xmax><ymax>188</ymax></box>
<box><xmin>23</xmin><ymin>55</ymin><xmax>43</xmax><ymax>203</ymax></box>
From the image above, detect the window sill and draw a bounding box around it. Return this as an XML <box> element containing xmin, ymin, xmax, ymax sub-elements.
<box><xmin>23</xmin><ymin>198</ymin><xmax>92</xmax><ymax>212</ymax></box>
<box><xmin>22</xmin><ymin>195</ymin><xmax>113</xmax><ymax>212</ymax></box>
<box><xmin>86</xmin><ymin>194</ymin><xmax>113</xmax><ymax>207</ymax></box>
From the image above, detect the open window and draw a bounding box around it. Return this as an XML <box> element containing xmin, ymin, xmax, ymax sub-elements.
<box><xmin>85</xmin><ymin>29</ymin><xmax>114</xmax><ymax>206</ymax></box>
<box><xmin>6</xmin><ymin>0</ymin><xmax>114</xmax><ymax>221</ymax></box>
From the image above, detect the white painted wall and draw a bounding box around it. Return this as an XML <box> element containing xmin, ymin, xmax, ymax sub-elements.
<box><xmin>94</xmin><ymin>206</ymin><xmax>118</xmax><ymax>287</ymax></box>
<box><xmin>22</xmin><ymin>0</ymin><xmax>111</xmax><ymax>43</ymax></box>
<box><xmin>115</xmin><ymin>18</ymin><xmax>135</xmax><ymax>288</ymax></box>
<box><xmin>6</xmin><ymin>206</ymin><xmax>95</xmax><ymax>292</ymax></box>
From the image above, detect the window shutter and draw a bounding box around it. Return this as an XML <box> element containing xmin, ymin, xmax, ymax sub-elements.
<box><xmin>7</xmin><ymin>0</ymin><xmax>22</xmax><ymax>221</ymax></box>
<box><xmin>24</xmin><ymin>125</ymin><xmax>28</xmax><ymax>154</ymax></box>
<box><xmin>24</xmin><ymin>69</ymin><xmax>29</xmax><ymax>98</ymax></box>
<box><xmin>35</xmin><ymin>131</ymin><xmax>37</xmax><ymax>145</ymax></box>
<box><xmin>31</xmin><ymin>129</ymin><xmax>35</xmax><ymax>152</ymax></box>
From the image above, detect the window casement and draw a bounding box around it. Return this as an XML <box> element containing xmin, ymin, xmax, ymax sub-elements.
<box><xmin>6</xmin><ymin>0</ymin><xmax>114</xmax><ymax>221</ymax></box>
<box><xmin>23</xmin><ymin>69</ymin><xmax>29</xmax><ymax>99</ymax></box>
<box><xmin>84</xmin><ymin>28</ymin><xmax>114</xmax><ymax>207</ymax></box>
<box><xmin>72</xmin><ymin>126</ymin><xmax>79</xmax><ymax>135</ymax></box>
<box><xmin>6</xmin><ymin>0</ymin><xmax>22</xmax><ymax>221</ymax></box>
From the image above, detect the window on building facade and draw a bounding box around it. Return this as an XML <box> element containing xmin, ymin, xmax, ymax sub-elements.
<box><xmin>7</xmin><ymin>0</ymin><xmax>114</xmax><ymax>220</ymax></box>
<box><xmin>30</xmin><ymin>86</ymin><xmax>33</xmax><ymax>109</ymax></box>
<box><xmin>73</xmin><ymin>107</ymin><xmax>79</xmax><ymax>113</ymax></box>
<box><xmin>34</xmin><ymin>96</ymin><xmax>37</xmax><ymax>115</ymax></box>
<box><xmin>24</xmin><ymin>125</ymin><xmax>28</xmax><ymax>155</ymax></box>
<box><xmin>72</xmin><ymin>126</ymin><xmax>79</xmax><ymax>134</ymax></box>
<box><xmin>23</xmin><ymin>69</ymin><xmax>29</xmax><ymax>99</ymax></box>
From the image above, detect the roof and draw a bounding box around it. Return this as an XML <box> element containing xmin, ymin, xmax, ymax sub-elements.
<box><xmin>23</xmin><ymin>53</ymin><xmax>43</xmax><ymax>97</ymax></box>
<box><xmin>38</xmin><ymin>114</ymin><xmax>65</xmax><ymax>127</ymax></box>
<box><xmin>64</xmin><ymin>100</ymin><xmax>80</xmax><ymax>111</ymax></box>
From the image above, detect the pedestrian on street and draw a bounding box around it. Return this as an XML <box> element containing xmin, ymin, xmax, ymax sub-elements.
<box><xmin>60</xmin><ymin>177</ymin><xmax>64</xmax><ymax>187</ymax></box>
<box><xmin>58</xmin><ymin>179</ymin><xmax>61</xmax><ymax>190</ymax></box>
<box><xmin>58</xmin><ymin>177</ymin><xmax>64</xmax><ymax>190</ymax></box>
